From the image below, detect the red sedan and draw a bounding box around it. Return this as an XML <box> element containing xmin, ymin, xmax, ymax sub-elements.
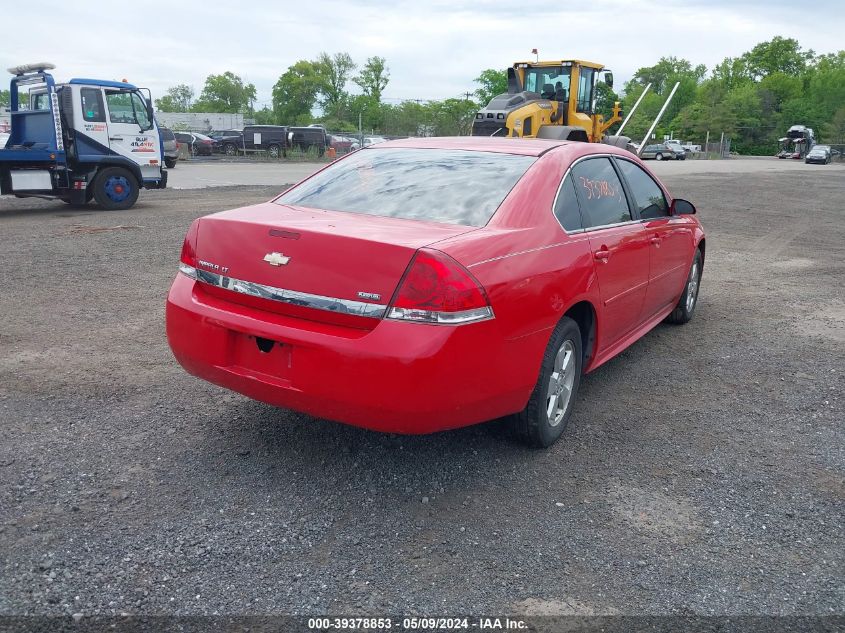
<box><xmin>166</xmin><ymin>137</ymin><xmax>705</xmax><ymax>447</ymax></box>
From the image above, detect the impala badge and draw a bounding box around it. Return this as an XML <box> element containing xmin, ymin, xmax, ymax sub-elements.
<box><xmin>263</xmin><ymin>252</ymin><xmax>290</xmax><ymax>266</ymax></box>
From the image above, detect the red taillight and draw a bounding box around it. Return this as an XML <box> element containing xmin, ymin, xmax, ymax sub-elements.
<box><xmin>179</xmin><ymin>220</ymin><xmax>199</xmax><ymax>278</ymax></box>
<box><xmin>387</xmin><ymin>249</ymin><xmax>493</xmax><ymax>325</ymax></box>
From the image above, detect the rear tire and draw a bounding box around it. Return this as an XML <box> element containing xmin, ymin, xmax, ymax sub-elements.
<box><xmin>164</xmin><ymin>158</ymin><xmax>177</xmax><ymax>169</ymax></box>
<box><xmin>655</xmin><ymin>153</ymin><xmax>664</xmax><ymax>161</ymax></box>
<box><xmin>92</xmin><ymin>167</ymin><xmax>139</xmax><ymax>211</ymax></box>
<box><xmin>666</xmin><ymin>249</ymin><xmax>703</xmax><ymax>324</ymax></box>
<box><xmin>268</xmin><ymin>144</ymin><xmax>281</xmax><ymax>159</ymax></box>
<box><xmin>510</xmin><ymin>317</ymin><xmax>582</xmax><ymax>448</ymax></box>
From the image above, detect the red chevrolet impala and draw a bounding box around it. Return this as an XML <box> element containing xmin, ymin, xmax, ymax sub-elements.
<box><xmin>166</xmin><ymin>137</ymin><xmax>705</xmax><ymax>447</ymax></box>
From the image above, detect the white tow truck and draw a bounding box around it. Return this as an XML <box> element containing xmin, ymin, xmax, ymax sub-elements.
<box><xmin>0</xmin><ymin>63</ymin><xmax>166</xmax><ymax>209</ymax></box>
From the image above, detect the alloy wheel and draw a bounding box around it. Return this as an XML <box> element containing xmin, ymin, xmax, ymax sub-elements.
<box><xmin>686</xmin><ymin>261</ymin><xmax>700</xmax><ymax>312</ymax></box>
<box><xmin>546</xmin><ymin>340</ymin><xmax>576</xmax><ymax>426</ymax></box>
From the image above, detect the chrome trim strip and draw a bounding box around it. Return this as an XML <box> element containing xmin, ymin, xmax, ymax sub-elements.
<box><xmin>193</xmin><ymin>268</ymin><xmax>388</xmax><ymax>318</ymax></box>
<box><xmin>386</xmin><ymin>305</ymin><xmax>494</xmax><ymax>325</ymax></box>
<box><xmin>584</xmin><ymin>219</ymin><xmax>642</xmax><ymax>232</ymax></box>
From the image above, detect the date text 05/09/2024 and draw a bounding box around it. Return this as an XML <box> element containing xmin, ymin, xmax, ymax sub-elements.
<box><xmin>306</xmin><ymin>617</ymin><xmax>528</xmax><ymax>630</ymax></box>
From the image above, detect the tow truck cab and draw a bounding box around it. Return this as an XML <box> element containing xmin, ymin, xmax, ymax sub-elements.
<box><xmin>0</xmin><ymin>63</ymin><xmax>166</xmax><ymax>209</ymax></box>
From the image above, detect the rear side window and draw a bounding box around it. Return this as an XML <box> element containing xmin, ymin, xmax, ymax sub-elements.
<box><xmin>553</xmin><ymin>175</ymin><xmax>583</xmax><ymax>232</ymax></box>
<box><xmin>81</xmin><ymin>88</ymin><xmax>105</xmax><ymax>122</ymax></box>
<box><xmin>159</xmin><ymin>127</ymin><xmax>175</xmax><ymax>141</ymax></box>
<box><xmin>276</xmin><ymin>148</ymin><xmax>536</xmax><ymax>227</ymax></box>
<box><xmin>31</xmin><ymin>92</ymin><xmax>50</xmax><ymax>111</ymax></box>
<box><xmin>570</xmin><ymin>158</ymin><xmax>631</xmax><ymax>228</ymax></box>
<box><xmin>616</xmin><ymin>159</ymin><xmax>668</xmax><ymax>219</ymax></box>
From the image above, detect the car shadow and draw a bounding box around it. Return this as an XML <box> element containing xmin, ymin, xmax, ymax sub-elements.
<box><xmin>0</xmin><ymin>200</ymin><xmax>158</xmax><ymax>219</ymax></box>
<box><xmin>185</xmin><ymin>316</ymin><xmax>701</xmax><ymax>500</ymax></box>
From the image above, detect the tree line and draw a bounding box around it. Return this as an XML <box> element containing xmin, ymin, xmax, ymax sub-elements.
<box><xmin>603</xmin><ymin>37</ymin><xmax>845</xmax><ymax>153</ymax></box>
<box><xmin>153</xmin><ymin>52</ymin><xmax>480</xmax><ymax>137</ymax></box>
<box><xmin>36</xmin><ymin>35</ymin><xmax>842</xmax><ymax>154</ymax></box>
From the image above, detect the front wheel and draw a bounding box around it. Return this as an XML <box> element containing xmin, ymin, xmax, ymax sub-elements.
<box><xmin>92</xmin><ymin>167</ymin><xmax>139</xmax><ymax>210</ymax></box>
<box><xmin>510</xmin><ymin>317</ymin><xmax>582</xmax><ymax>448</ymax></box>
<box><xmin>666</xmin><ymin>249</ymin><xmax>703</xmax><ymax>324</ymax></box>
<box><xmin>655</xmin><ymin>153</ymin><xmax>664</xmax><ymax>161</ymax></box>
<box><xmin>267</xmin><ymin>144</ymin><xmax>281</xmax><ymax>159</ymax></box>
<box><xmin>224</xmin><ymin>143</ymin><xmax>238</xmax><ymax>156</ymax></box>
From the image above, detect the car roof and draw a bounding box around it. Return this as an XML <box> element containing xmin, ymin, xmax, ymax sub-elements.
<box><xmin>373</xmin><ymin>136</ymin><xmax>608</xmax><ymax>157</ymax></box>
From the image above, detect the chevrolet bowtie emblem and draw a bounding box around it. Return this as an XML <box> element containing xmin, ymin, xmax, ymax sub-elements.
<box><xmin>263</xmin><ymin>252</ymin><xmax>290</xmax><ymax>266</ymax></box>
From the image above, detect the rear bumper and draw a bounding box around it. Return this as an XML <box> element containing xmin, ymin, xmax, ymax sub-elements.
<box><xmin>165</xmin><ymin>274</ymin><xmax>533</xmax><ymax>434</ymax></box>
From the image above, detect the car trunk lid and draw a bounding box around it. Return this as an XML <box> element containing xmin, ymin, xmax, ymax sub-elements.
<box><xmin>194</xmin><ymin>202</ymin><xmax>477</xmax><ymax>328</ymax></box>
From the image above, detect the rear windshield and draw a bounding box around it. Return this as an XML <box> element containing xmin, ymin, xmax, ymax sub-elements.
<box><xmin>275</xmin><ymin>148</ymin><xmax>536</xmax><ymax>226</ymax></box>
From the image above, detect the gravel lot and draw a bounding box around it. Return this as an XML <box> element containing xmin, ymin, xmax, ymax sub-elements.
<box><xmin>0</xmin><ymin>160</ymin><xmax>842</xmax><ymax>618</ymax></box>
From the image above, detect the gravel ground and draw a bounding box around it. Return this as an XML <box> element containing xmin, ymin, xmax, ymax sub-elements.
<box><xmin>0</xmin><ymin>165</ymin><xmax>842</xmax><ymax>618</ymax></box>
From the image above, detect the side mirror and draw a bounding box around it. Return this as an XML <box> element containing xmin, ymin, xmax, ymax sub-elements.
<box><xmin>671</xmin><ymin>198</ymin><xmax>696</xmax><ymax>215</ymax></box>
<box><xmin>604</xmin><ymin>71</ymin><xmax>614</xmax><ymax>89</ymax></box>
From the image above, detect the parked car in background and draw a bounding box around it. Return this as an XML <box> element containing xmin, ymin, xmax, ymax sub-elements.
<box><xmin>173</xmin><ymin>132</ymin><xmax>215</xmax><ymax>156</ymax></box>
<box><xmin>159</xmin><ymin>126</ymin><xmax>179</xmax><ymax>169</ymax></box>
<box><xmin>167</xmin><ymin>137</ymin><xmax>705</xmax><ymax>448</ymax></box>
<box><xmin>289</xmin><ymin>126</ymin><xmax>327</xmax><ymax>156</ymax></box>
<box><xmin>210</xmin><ymin>130</ymin><xmax>244</xmax><ymax>156</ymax></box>
<box><xmin>193</xmin><ymin>133</ymin><xmax>216</xmax><ymax>155</ymax></box>
<box><xmin>363</xmin><ymin>136</ymin><xmax>388</xmax><ymax>147</ymax></box>
<box><xmin>805</xmin><ymin>146</ymin><xmax>831</xmax><ymax>164</ymax></box>
<box><xmin>329</xmin><ymin>135</ymin><xmax>355</xmax><ymax>154</ymax></box>
<box><xmin>242</xmin><ymin>125</ymin><xmax>289</xmax><ymax>158</ymax></box>
<box><xmin>640</xmin><ymin>143</ymin><xmax>679</xmax><ymax>161</ymax></box>
<box><xmin>664</xmin><ymin>140</ymin><xmax>687</xmax><ymax>160</ymax></box>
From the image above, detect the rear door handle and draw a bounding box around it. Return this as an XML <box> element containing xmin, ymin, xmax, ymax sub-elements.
<box><xmin>650</xmin><ymin>236</ymin><xmax>661</xmax><ymax>245</ymax></box>
<box><xmin>594</xmin><ymin>249</ymin><xmax>610</xmax><ymax>262</ymax></box>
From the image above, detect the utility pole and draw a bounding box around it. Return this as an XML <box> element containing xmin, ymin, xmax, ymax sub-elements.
<box><xmin>463</xmin><ymin>92</ymin><xmax>473</xmax><ymax>101</ymax></box>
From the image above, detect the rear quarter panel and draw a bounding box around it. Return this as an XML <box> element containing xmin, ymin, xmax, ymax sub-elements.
<box><xmin>435</xmin><ymin>147</ymin><xmax>601</xmax><ymax>403</ymax></box>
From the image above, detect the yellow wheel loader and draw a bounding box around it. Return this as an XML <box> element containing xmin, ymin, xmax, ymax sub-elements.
<box><xmin>471</xmin><ymin>60</ymin><xmax>629</xmax><ymax>148</ymax></box>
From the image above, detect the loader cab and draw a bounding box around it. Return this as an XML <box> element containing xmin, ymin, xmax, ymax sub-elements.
<box><xmin>516</xmin><ymin>60</ymin><xmax>613</xmax><ymax>118</ymax></box>
<box><xmin>523</xmin><ymin>65</ymin><xmax>572</xmax><ymax>102</ymax></box>
<box><xmin>472</xmin><ymin>59</ymin><xmax>621</xmax><ymax>143</ymax></box>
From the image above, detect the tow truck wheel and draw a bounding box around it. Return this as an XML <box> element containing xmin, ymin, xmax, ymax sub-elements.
<box><xmin>93</xmin><ymin>167</ymin><xmax>139</xmax><ymax>211</ymax></box>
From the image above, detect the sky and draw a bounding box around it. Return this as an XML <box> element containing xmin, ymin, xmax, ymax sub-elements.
<box><xmin>2</xmin><ymin>0</ymin><xmax>842</xmax><ymax>108</ymax></box>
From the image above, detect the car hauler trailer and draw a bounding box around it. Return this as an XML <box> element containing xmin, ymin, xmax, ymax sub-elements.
<box><xmin>0</xmin><ymin>63</ymin><xmax>166</xmax><ymax>210</ymax></box>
